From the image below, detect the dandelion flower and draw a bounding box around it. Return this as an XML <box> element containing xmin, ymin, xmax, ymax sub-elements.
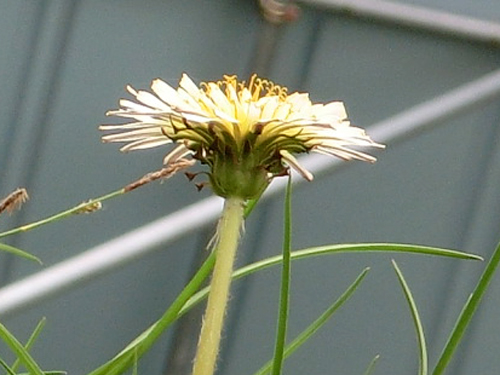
<box><xmin>101</xmin><ymin>74</ymin><xmax>383</xmax><ymax>199</ymax></box>
<box><xmin>100</xmin><ymin>74</ymin><xmax>385</xmax><ymax>375</ymax></box>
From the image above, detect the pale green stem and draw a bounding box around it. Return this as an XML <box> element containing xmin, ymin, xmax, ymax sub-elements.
<box><xmin>0</xmin><ymin>189</ymin><xmax>124</xmax><ymax>239</ymax></box>
<box><xmin>192</xmin><ymin>196</ymin><xmax>244</xmax><ymax>375</ymax></box>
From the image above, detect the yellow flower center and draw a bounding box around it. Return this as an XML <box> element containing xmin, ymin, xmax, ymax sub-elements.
<box><xmin>204</xmin><ymin>74</ymin><xmax>288</xmax><ymax>102</ymax></box>
<box><xmin>178</xmin><ymin>75</ymin><xmax>295</xmax><ymax>199</ymax></box>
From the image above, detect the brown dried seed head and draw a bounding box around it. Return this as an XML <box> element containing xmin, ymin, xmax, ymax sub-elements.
<box><xmin>0</xmin><ymin>188</ymin><xmax>29</xmax><ymax>215</ymax></box>
<box><xmin>124</xmin><ymin>158</ymin><xmax>196</xmax><ymax>192</ymax></box>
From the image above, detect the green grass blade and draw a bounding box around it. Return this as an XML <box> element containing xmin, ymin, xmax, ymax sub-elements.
<box><xmin>284</xmin><ymin>243</ymin><xmax>482</xmax><ymax>262</ymax></box>
<box><xmin>180</xmin><ymin>243</ymin><xmax>481</xmax><ymax>316</ymax></box>
<box><xmin>392</xmin><ymin>260</ymin><xmax>428</xmax><ymax>375</ymax></box>
<box><xmin>271</xmin><ymin>176</ymin><xmax>293</xmax><ymax>375</ymax></box>
<box><xmin>0</xmin><ymin>189</ymin><xmax>124</xmax><ymax>240</ymax></box>
<box><xmin>132</xmin><ymin>348</ymin><xmax>138</xmax><ymax>375</ymax></box>
<box><xmin>0</xmin><ymin>357</ymin><xmax>16</xmax><ymax>375</ymax></box>
<box><xmin>87</xmin><ymin>252</ymin><xmax>215</xmax><ymax>375</ymax></box>
<box><xmin>0</xmin><ymin>242</ymin><xmax>42</xmax><ymax>264</ymax></box>
<box><xmin>253</xmin><ymin>267</ymin><xmax>370</xmax><ymax>375</ymax></box>
<box><xmin>362</xmin><ymin>354</ymin><xmax>380</xmax><ymax>375</ymax></box>
<box><xmin>432</xmin><ymin>239</ymin><xmax>500</xmax><ymax>375</ymax></box>
<box><xmin>23</xmin><ymin>317</ymin><xmax>47</xmax><ymax>350</ymax></box>
<box><xmin>0</xmin><ymin>322</ymin><xmax>44</xmax><ymax>375</ymax></box>
<box><xmin>11</xmin><ymin>317</ymin><xmax>47</xmax><ymax>372</ymax></box>
<box><xmin>231</xmin><ymin>243</ymin><xmax>481</xmax><ymax>284</ymax></box>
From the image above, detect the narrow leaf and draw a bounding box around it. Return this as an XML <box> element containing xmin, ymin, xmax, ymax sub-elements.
<box><xmin>181</xmin><ymin>243</ymin><xmax>481</xmax><ymax>316</ymax></box>
<box><xmin>433</xmin><ymin>239</ymin><xmax>500</xmax><ymax>375</ymax></box>
<box><xmin>392</xmin><ymin>260</ymin><xmax>428</xmax><ymax>375</ymax></box>
<box><xmin>0</xmin><ymin>242</ymin><xmax>41</xmax><ymax>264</ymax></box>
<box><xmin>0</xmin><ymin>357</ymin><xmax>16</xmax><ymax>375</ymax></box>
<box><xmin>271</xmin><ymin>176</ymin><xmax>292</xmax><ymax>375</ymax></box>
<box><xmin>0</xmin><ymin>322</ymin><xmax>44</xmax><ymax>375</ymax></box>
<box><xmin>132</xmin><ymin>349</ymin><xmax>138</xmax><ymax>375</ymax></box>
<box><xmin>253</xmin><ymin>267</ymin><xmax>370</xmax><ymax>375</ymax></box>
<box><xmin>283</xmin><ymin>243</ymin><xmax>482</xmax><ymax>262</ymax></box>
<box><xmin>363</xmin><ymin>354</ymin><xmax>380</xmax><ymax>375</ymax></box>
<box><xmin>11</xmin><ymin>317</ymin><xmax>47</xmax><ymax>372</ymax></box>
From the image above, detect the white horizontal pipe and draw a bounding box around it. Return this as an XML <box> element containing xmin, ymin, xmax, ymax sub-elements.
<box><xmin>1</xmin><ymin>67</ymin><xmax>500</xmax><ymax>317</ymax></box>
<box><xmin>368</xmin><ymin>67</ymin><xmax>500</xmax><ymax>143</ymax></box>
<box><xmin>300</xmin><ymin>0</ymin><xmax>500</xmax><ymax>44</ymax></box>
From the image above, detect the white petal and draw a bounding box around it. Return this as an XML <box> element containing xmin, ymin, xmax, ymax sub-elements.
<box><xmin>180</xmin><ymin>111</ymin><xmax>219</xmax><ymax>124</ymax></box>
<box><xmin>286</xmin><ymin>93</ymin><xmax>311</xmax><ymax>110</ymax></box>
<box><xmin>152</xmin><ymin>79</ymin><xmax>184</xmax><ymax>108</ymax></box>
<box><xmin>274</xmin><ymin>103</ymin><xmax>292</xmax><ymax>120</ymax></box>
<box><xmin>179</xmin><ymin>73</ymin><xmax>201</xmax><ymax>99</ymax></box>
<box><xmin>101</xmin><ymin>127</ymin><xmax>166</xmax><ymax>142</ymax></box>
<box><xmin>176</xmin><ymin>89</ymin><xmax>204</xmax><ymax>111</ymax></box>
<box><xmin>120</xmin><ymin>137</ymin><xmax>172</xmax><ymax>152</ymax></box>
<box><xmin>226</xmin><ymin>83</ymin><xmax>246</xmax><ymax>119</ymax></box>
<box><xmin>246</xmin><ymin>102</ymin><xmax>262</xmax><ymax>124</ymax></box>
<box><xmin>212</xmin><ymin>108</ymin><xmax>238</xmax><ymax>123</ymax></box>
<box><xmin>99</xmin><ymin>120</ymin><xmax>166</xmax><ymax>131</ymax></box>
<box><xmin>118</xmin><ymin>99</ymin><xmax>154</xmax><ymax>112</ymax></box>
<box><xmin>126</xmin><ymin>85</ymin><xmax>139</xmax><ymax>96</ymax></box>
<box><xmin>314</xmin><ymin>145</ymin><xmax>377</xmax><ymax>162</ymax></box>
<box><xmin>313</xmin><ymin>102</ymin><xmax>347</xmax><ymax>120</ymax></box>
<box><xmin>259</xmin><ymin>97</ymin><xmax>279</xmax><ymax>119</ymax></box>
<box><xmin>280</xmin><ymin>150</ymin><xmax>313</xmax><ymax>181</ymax></box>
<box><xmin>163</xmin><ymin>143</ymin><xmax>193</xmax><ymax>164</ymax></box>
<box><xmin>135</xmin><ymin>90</ymin><xmax>171</xmax><ymax>111</ymax></box>
<box><xmin>206</xmin><ymin>82</ymin><xmax>234</xmax><ymax>116</ymax></box>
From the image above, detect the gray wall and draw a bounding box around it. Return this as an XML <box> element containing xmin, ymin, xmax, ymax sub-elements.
<box><xmin>1</xmin><ymin>1</ymin><xmax>500</xmax><ymax>374</ymax></box>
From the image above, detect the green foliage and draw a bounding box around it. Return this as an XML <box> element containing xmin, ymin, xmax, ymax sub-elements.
<box><xmin>0</xmin><ymin>178</ymin><xmax>496</xmax><ymax>375</ymax></box>
<box><xmin>0</xmin><ymin>242</ymin><xmax>41</xmax><ymax>264</ymax></box>
<box><xmin>0</xmin><ymin>357</ymin><xmax>17</xmax><ymax>375</ymax></box>
<box><xmin>270</xmin><ymin>176</ymin><xmax>293</xmax><ymax>375</ymax></box>
<box><xmin>433</xmin><ymin>239</ymin><xmax>500</xmax><ymax>375</ymax></box>
<box><xmin>181</xmin><ymin>243</ymin><xmax>481</xmax><ymax>318</ymax></box>
<box><xmin>253</xmin><ymin>267</ymin><xmax>370</xmax><ymax>375</ymax></box>
<box><xmin>0</xmin><ymin>318</ymin><xmax>65</xmax><ymax>375</ymax></box>
<box><xmin>9</xmin><ymin>318</ymin><xmax>47</xmax><ymax>374</ymax></box>
<box><xmin>363</xmin><ymin>355</ymin><xmax>380</xmax><ymax>375</ymax></box>
<box><xmin>0</xmin><ymin>322</ymin><xmax>44</xmax><ymax>375</ymax></box>
<box><xmin>392</xmin><ymin>261</ymin><xmax>428</xmax><ymax>375</ymax></box>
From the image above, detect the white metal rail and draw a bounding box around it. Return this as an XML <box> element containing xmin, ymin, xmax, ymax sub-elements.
<box><xmin>300</xmin><ymin>0</ymin><xmax>500</xmax><ymax>44</ymax></box>
<box><xmin>1</xmin><ymin>67</ymin><xmax>500</xmax><ymax>317</ymax></box>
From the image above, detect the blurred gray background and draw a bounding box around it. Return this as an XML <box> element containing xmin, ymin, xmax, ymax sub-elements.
<box><xmin>1</xmin><ymin>0</ymin><xmax>500</xmax><ymax>374</ymax></box>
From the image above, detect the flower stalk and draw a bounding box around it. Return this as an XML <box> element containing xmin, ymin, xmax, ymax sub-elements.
<box><xmin>192</xmin><ymin>196</ymin><xmax>245</xmax><ymax>375</ymax></box>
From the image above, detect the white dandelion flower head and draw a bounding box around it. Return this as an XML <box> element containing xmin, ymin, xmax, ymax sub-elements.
<box><xmin>100</xmin><ymin>74</ymin><xmax>384</xmax><ymax>199</ymax></box>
